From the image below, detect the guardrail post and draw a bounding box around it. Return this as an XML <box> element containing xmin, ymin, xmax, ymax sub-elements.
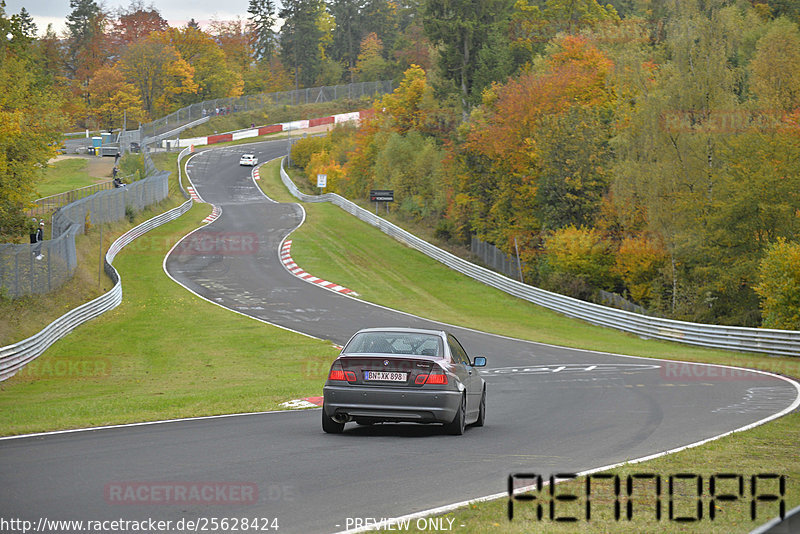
<box><xmin>15</xmin><ymin>250</ymin><xmax>20</xmax><ymax>298</ymax></box>
<box><xmin>29</xmin><ymin>245</ymin><xmax>34</xmax><ymax>294</ymax></box>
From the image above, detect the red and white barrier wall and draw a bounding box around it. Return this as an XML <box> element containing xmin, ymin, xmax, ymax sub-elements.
<box><xmin>173</xmin><ymin>111</ymin><xmax>370</xmax><ymax>149</ymax></box>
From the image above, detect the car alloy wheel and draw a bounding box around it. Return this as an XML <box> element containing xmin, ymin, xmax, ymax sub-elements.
<box><xmin>473</xmin><ymin>387</ymin><xmax>486</xmax><ymax>427</ymax></box>
<box><xmin>444</xmin><ymin>394</ymin><xmax>466</xmax><ymax>435</ymax></box>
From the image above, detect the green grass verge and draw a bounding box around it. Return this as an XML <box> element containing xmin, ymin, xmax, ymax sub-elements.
<box><xmin>257</xmin><ymin>157</ymin><xmax>800</xmax><ymax>533</ymax></box>
<box><xmin>150</xmin><ymin>152</ymin><xmax>185</xmax><ymax>197</ymax></box>
<box><xmin>38</xmin><ymin>158</ymin><xmax>104</xmax><ymax>197</ymax></box>
<box><xmin>259</xmin><ymin>159</ymin><xmax>298</xmax><ymax>203</ymax></box>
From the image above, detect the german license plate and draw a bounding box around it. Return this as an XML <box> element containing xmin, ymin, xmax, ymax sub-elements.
<box><xmin>364</xmin><ymin>371</ymin><xmax>407</xmax><ymax>382</ymax></box>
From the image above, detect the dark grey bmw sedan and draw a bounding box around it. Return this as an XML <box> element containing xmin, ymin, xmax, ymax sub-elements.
<box><xmin>322</xmin><ymin>327</ymin><xmax>487</xmax><ymax>435</ymax></box>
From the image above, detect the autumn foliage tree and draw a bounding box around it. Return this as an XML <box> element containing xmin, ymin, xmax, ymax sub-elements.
<box><xmin>749</xmin><ymin>17</ymin><xmax>800</xmax><ymax>112</ymax></box>
<box><xmin>65</xmin><ymin>0</ymin><xmax>109</xmax><ymax>109</ymax></box>
<box><xmin>453</xmin><ymin>35</ymin><xmax>615</xmax><ymax>253</ymax></box>
<box><xmin>511</xmin><ymin>0</ymin><xmax>619</xmax><ymax>60</ymax></box>
<box><xmin>380</xmin><ymin>64</ymin><xmax>432</xmax><ymax>133</ymax></box>
<box><xmin>161</xmin><ymin>27</ymin><xmax>243</xmax><ymax>103</ymax></box>
<box><xmin>353</xmin><ymin>33</ymin><xmax>389</xmax><ymax>82</ymax></box>
<box><xmin>120</xmin><ymin>34</ymin><xmax>198</xmax><ymax>116</ymax></box>
<box><xmin>290</xmin><ymin>65</ymin><xmax>450</xmax><ymax>223</ymax></box>
<box><xmin>613</xmin><ymin>235</ymin><xmax>668</xmax><ymax>304</ymax></box>
<box><xmin>110</xmin><ymin>1</ymin><xmax>168</xmax><ymax>50</ymax></box>
<box><xmin>543</xmin><ymin>226</ymin><xmax>616</xmax><ymax>296</ymax></box>
<box><xmin>0</xmin><ymin>6</ymin><xmax>65</xmax><ymax>239</ymax></box>
<box><xmin>208</xmin><ymin>18</ymin><xmax>253</xmax><ymax>79</ymax></box>
<box><xmin>87</xmin><ymin>65</ymin><xmax>146</xmax><ymax>129</ymax></box>
<box><xmin>755</xmin><ymin>239</ymin><xmax>800</xmax><ymax>330</ymax></box>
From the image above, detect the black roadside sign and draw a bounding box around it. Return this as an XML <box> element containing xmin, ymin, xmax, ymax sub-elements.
<box><xmin>370</xmin><ymin>190</ymin><xmax>394</xmax><ymax>202</ymax></box>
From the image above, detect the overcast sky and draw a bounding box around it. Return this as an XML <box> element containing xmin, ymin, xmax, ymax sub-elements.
<box><xmin>5</xmin><ymin>0</ymin><xmax>254</xmax><ymax>36</ymax></box>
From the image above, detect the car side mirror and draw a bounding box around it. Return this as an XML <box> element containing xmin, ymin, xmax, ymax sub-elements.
<box><xmin>473</xmin><ymin>356</ymin><xmax>486</xmax><ymax>367</ymax></box>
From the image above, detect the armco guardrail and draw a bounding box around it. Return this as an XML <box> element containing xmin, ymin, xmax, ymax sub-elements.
<box><xmin>143</xmin><ymin>116</ymin><xmax>209</xmax><ymax>147</ymax></box>
<box><xmin>0</xmin><ymin>148</ymin><xmax>195</xmax><ymax>382</ymax></box>
<box><xmin>280</xmin><ymin>159</ymin><xmax>800</xmax><ymax>357</ymax></box>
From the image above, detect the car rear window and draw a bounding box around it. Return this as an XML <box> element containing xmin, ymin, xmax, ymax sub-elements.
<box><xmin>343</xmin><ymin>332</ymin><xmax>443</xmax><ymax>357</ymax></box>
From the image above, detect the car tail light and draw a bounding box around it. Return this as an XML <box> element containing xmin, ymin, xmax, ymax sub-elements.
<box><xmin>328</xmin><ymin>362</ymin><xmax>346</xmax><ymax>381</ymax></box>
<box><xmin>414</xmin><ymin>367</ymin><xmax>448</xmax><ymax>385</ymax></box>
<box><xmin>426</xmin><ymin>372</ymin><xmax>448</xmax><ymax>385</ymax></box>
<box><xmin>329</xmin><ymin>362</ymin><xmax>357</xmax><ymax>382</ymax></box>
<box><xmin>329</xmin><ymin>369</ymin><xmax>346</xmax><ymax>381</ymax></box>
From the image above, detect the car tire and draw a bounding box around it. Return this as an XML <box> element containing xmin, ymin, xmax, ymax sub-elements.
<box><xmin>444</xmin><ymin>394</ymin><xmax>466</xmax><ymax>435</ymax></box>
<box><xmin>473</xmin><ymin>387</ymin><xmax>486</xmax><ymax>427</ymax></box>
<box><xmin>322</xmin><ymin>407</ymin><xmax>345</xmax><ymax>434</ymax></box>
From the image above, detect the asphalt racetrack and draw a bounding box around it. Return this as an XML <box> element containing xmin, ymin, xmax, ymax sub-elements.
<box><xmin>1</xmin><ymin>139</ymin><xmax>798</xmax><ymax>533</ymax></box>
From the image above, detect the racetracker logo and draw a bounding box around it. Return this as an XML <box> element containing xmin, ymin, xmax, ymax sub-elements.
<box><xmin>659</xmin><ymin>109</ymin><xmax>784</xmax><ymax>134</ymax></box>
<box><xmin>110</xmin><ymin>232</ymin><xmax>262</xmax><ymax>256</ymax></box>
<box><xmin>104</xmin><ymin>482</ymin><xmax>259</xmax><ymax>505</ymax></box>
<box><xmin>660</xmin><ymin>362</ymin><xmax>771</xmax><ymax>382</ymax></box>
<box><xmin>15</xmin><ymin>357</ymin><xmax>111</xmax><ymax>379</ymax></box>
<box><xmin>173</xmin><ymin>232</ymin><xmax>259</xmax><ymax>256</ymax></box>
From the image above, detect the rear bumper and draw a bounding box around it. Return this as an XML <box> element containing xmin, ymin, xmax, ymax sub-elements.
<box><xmin>323</xmin><ymin>384</ymin><xmax>462</xmax><ymax>424</ymax></box>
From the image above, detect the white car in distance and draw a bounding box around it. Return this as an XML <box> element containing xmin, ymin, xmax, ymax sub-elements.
<box><xmin>240</xmin><ymin>154</ymin><xmax>258</xmax><ymax>166</ymax></box>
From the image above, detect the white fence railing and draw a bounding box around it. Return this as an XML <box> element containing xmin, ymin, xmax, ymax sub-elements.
<box><xmin>280</xmin><ymin>159</ymin><xmax>800</xmax><ymax>357</ymax></box>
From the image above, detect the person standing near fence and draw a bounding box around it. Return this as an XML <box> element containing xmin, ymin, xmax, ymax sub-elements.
<box><xmin>29</xmin><ymin>218</ymin><xmax>38</xmax><ymax>245</ymax></box>
<box><xmin>33</xmin><ymin>221</ymin><xmax>44</xmax><ymax>260</ymax></box>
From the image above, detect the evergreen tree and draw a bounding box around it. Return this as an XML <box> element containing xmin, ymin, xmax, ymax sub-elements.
<box><xmin>423</xmin><ymin>0</ymin><xmax>515</xmax><ymax>117</ymax></box>
<box><xmin>279</xmin><ymin>0</ymin><xmax>325</xmax><ymax>89</ymax></box>
<box><xmin>66</xmin><ymin>0</ymin><xmax>101</xmax><ymax>44</ymax></box>
<box><xmin>360</xmin><ymin>0</ymin><xmax>398</xmax><ymax>53</ymax></box>
<box><xmin>248</xmin><ymin>0</ymin><xmax>278</xmax><ymax>62</ymax></box>
<box><xmin>65</xmin><ymin>0</ymin><xmax>106</xmax><ymax>105</ymax></box>
<box><xmin>328</xmin><ymin>0</ymin><xmax>362</xmax><ymax>80</ymax></box>
<box><xmin>11</xmin><ymin>7</ymin><xmax>36</xmax><ymax>39</ymax></box>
